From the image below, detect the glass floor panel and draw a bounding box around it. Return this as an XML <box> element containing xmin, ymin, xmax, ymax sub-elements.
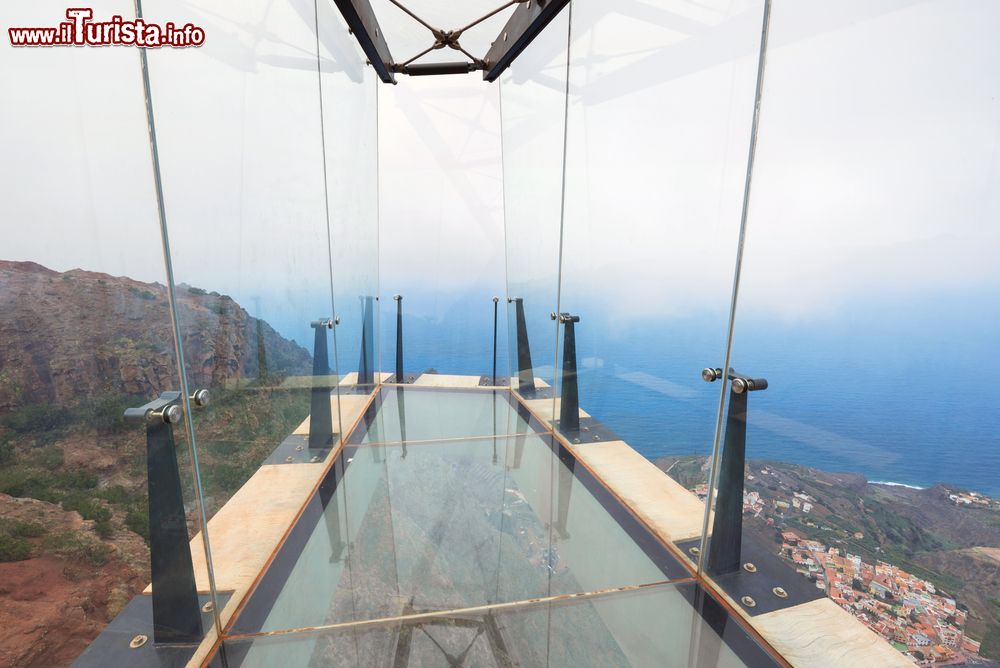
<box><xmin>221</xmin><ymin>388</ymin><xmax>776</xmax><ymax>666</ymax></box>
<box><xmin>231</xmin><ymin>388</ymin><xmax>687</xmax><ymax>635</ymax></box>
<box><xmin>350</xmin><ymin>386</ymin><xmax>533</xmax><ymax>445</ymax></box>
<box><xmin>217</xmin><ymin>582</ymin><xmax>778</xmax><ymax>667</ymax></box>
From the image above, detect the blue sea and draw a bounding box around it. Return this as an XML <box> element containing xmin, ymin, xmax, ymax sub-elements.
<box><xmin>260</xmin><ymin>290</ymin><xmax>1000</xmax><ymax>498</ymax></box>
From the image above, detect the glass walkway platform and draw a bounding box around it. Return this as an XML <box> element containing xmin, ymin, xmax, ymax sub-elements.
<box><xmin>202</xmin><ymin>385</ymin><xmax>779</xmax><ymax>667</ymax></box>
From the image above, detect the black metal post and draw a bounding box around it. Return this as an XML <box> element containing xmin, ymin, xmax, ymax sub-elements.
<box><xmin>702</xmin><ymin>368</ymin><xmax>768</xmax><ymax>575</ymax></box>
<box><xmin>358</xmin><ymin>296</ymin><xmax>374</xmax><ymax>386</ymax></box>
<box><xmin>492</xmin><ymin>296</ymin><xmax>499</xmax><ymax>386</ymax></box>
<box><xmin>309</xmin><ymin>319</ymin><xmax>335</xmax><ymax>448</ymax></box>
<box><xmin>508</xmin><ymin>297</ymin><xmax>535</xmax><ymax>394</ymax></box>
<box><xmin>124</xmin><ymin>391</ymin><xmax>209</xmax><ymax>645</ymax></box>
<box><xmin>556</xmin><ymin>313</ymin><xmax>581</xmax><ymax>434</ymax></box>
<box><xmin>393</xmin><ymin>295</ymin><xmax>404</xmax><ymax>382</ymax></box>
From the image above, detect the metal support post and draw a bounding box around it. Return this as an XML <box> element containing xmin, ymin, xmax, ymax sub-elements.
<box><xmin>309</xmin><ymin>319</ymin><xmax>336</xmax><ymax>448</ymax></box>
<box><xmin>358</xmin><ymin>296</ymin><xmax>375</xmax><ymax>386</ymax></box>
<box><xmin>492</xmin><ymin>296</ymin><xmax>499</xmax><ymax>386</ymax></box>
<box><xmin>701</xmin><ymin>367</ymin><xmax>768</xmax><ymax>575</ymax></box>
<box><xmin>393</xmin><ymin>295</ymin><xmax>404</xmax><ymax>382</ymax></box>
<box><xmin>123</xmin><ymin>390</ymin><xmax>209</xmax><ymax>645</ymax></box>
<box><xmin>555</xmin><ymin>313</ymin><xmax>581</xmax><ymax>434</ymax></box>
<box><xmin>508</xmin><ymin>297</ymin><xmax>535</xmax><ymax>394</ymax></box>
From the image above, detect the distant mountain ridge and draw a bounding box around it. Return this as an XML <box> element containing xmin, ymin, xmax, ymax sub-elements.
<box><xmin>0</xmin><ymin>260</ymin><xmax>311</xmax><ymax>411</ymax></box>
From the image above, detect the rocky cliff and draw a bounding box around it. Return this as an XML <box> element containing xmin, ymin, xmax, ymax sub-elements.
<box><xmin>0</xmin><ymin>260</ymin><xmax>311</xmax><ymax>411</ymax></box>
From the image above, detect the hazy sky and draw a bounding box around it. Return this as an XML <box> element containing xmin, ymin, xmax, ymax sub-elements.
<box><xmin>1</xmin><ymin>0</ymin><xmax>998</xmax><ymax>327</ymax></box>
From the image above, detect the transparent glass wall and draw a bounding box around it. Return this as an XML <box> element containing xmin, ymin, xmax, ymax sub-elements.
<box><xmin>377</xmin><ymin>75</ymin><xmax>508</xmax><ymax>383</ymax></box>
<box><xmin>499</xmin><ymin>10</ymin><xmax>570</xmax><ymax>406</ymax></box>
<box><xmin>555</xmin><ymin>0</ymin><xmax>765</xmax><ymax>549</ymax></box>
<box><xmin>0</xmin><ymin>1</ymin><xmax>211</xmax><ymax>664</ymax></box>
<box><xmin>141</xmin><ymin>0</ymin><xmax>377</xmax><ymax>633</ymax></box>
<box><xmin>721</xmin><ymin>0</ymin><xmax>1000</xmax><ymax>663</ymax></box>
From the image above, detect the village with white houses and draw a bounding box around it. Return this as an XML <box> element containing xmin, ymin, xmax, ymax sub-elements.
<box><xmin>689</xmin><ymin>467</ymin><xmax>996</xmax><ymax>665</ymax></box>
<box><xmin>779</xmin><ymin>529</ymin><xmax>981</xmax><ymax>665</ymax></box>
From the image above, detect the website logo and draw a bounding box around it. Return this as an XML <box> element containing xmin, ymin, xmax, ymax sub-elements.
<box><xmin>8</xmin><ymin>8</ymin><xmax>205</xmax><ymax>48</ymax></box>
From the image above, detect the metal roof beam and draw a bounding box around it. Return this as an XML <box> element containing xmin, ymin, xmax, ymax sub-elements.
<box><xmin>482</xmin><ymin>0</ymin><xmax>571</xmax><ymax>82</ymax></box>
<box><xmin>332</xmin><ymin>0</ymin><xmax>397</xmax><ymax>83</ymax></box>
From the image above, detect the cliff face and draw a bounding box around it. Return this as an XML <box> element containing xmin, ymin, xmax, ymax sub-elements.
<box><xmin>0</xmin><ymin>260</ymin><xmax>311</xmax><ymax>411</ymax></box>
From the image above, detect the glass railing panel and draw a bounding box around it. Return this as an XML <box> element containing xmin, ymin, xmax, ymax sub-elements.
<box><xmin>499</xmin><ymin>11</ymin><xmax>571</xmax><ymax>406</ymax></box>
<box><xmin>322</xmin><ymin>0</ymin><xmax>380</xmax><ymax>397</ymax></box>
<box><xmin>712</xmin><ymin>1</ymin><xmax>1000</xmax><ymax>665</ymax></box>
<box><xmin>142</xmin><ymin>0</ymin><xmax>343</xmax><ymax>511</ymax></box>
<box><xmin>376</xmin><ymin>74</ymin><xmax>508</xmax><ymax>387</ymax></box>
<box><xmin>555</xmin><ymin>0</ymin><xmax>764</xmax><ymax>450</ymax></box>
<box><xmin>139</xmin><ymin>0</ymin><xmax>377</xmax><ymax>638</ymax></box>
<box><xmin>0</xmin><ymin>1</ymin><xmax>215</xmax><ymax>661</ymax></box>
<box><xmin>215</xmin><ymin>581</ymin><xmax>778</xmax><ymax>667</ymax></box>
<box><xmin>545</xmin><ymin>0</ymin><xmax>766</xmax><ymax>596</ymax></box>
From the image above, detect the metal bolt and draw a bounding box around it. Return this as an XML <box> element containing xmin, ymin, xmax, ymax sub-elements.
<box><xmin>688</xmin><ymin>546</ymin><xmax>701</xmax><ymax>556</ymax></box>
<box><xmin>503</xmin><ymin>32</ymin><xmax>507</xmax><ymax>41</ymax></box>
<box><xmin>129</xmin><ymin>634</ymin><xmax>148</xmax><ymax>649</ymax></box>
<box><xmin>594</xmin><ymin>434</ymin><xmax>601</xmax><ymax>441</ymax></box>
<box><xmin>742</xmin><ymin>562</ymin><xmax>757</xmax><ymax>573</ymax></box>
<box><xmin>191</xmin><ymin>389</ymin><xmax>210</xmax><ymax>407</ymax></box>
<box><xmin>202</xmin><ymin>600</ymin><xmax>215</xmax><ymax>613</ymax></box>
<box><xmin>741</xmin><ymin>596</ymin><xmax>756</xmax><ymax>608</ymax></box>
<box><xmin>162</xmin><ymin>404</ymin><xmax>183</xmax><ymax>424</ymax></box>
<box><xmin>573</xmin><ymin>438</ymin><xmax>580</xmax><ymax>444</ymax></box>
<box><xmin>701</xmin><ymin>367</ymin><xmax>721</xmax><ymax>382</ymax></box>
<box><xmin>772</xmin><ymin>586</ymin><xmax>788</xmax><ymax>599</ymax></box>
<box><xmin>492</xmin><ymin>296</ymin><xmax>499</xmax><ymax>304</ymax></box>
<box><xmin>732</xmin><ymin>378</ymin><xmax>749</xmax><ymax>394</ymax></box>
<box><xmin>285</xmin><ymin>455</ymin><xmax>294</xmax><ymax>463</ymax></box>
<box><xmin>393</xmin><ymin>294</ymin><xmax>402</xmax><ymax>301</ymax></box>
<box><xmin>295</xmin><ymin>445</ymin><xmax>304</xmax><ymax>452</ymax></box>
<box><xmin>310</xmin><ymin>456</ymin><xmax>320</xmax><ymax>463</ymax></box>
<box><xmin>550</xmin><ymin>312</ymin><xmax>557</xmax><ymax>320</ymax></box>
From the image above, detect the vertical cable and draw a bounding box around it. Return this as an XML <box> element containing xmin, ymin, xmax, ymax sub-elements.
<box><xmin>133</xmin><ymin>0</ymin><xmax>222</xmax><ymax>636</ymax></box>
<box><xmin>697</xmin><ymin>0</ymin><xmax>773</xmax><ymax>574</ymax></box>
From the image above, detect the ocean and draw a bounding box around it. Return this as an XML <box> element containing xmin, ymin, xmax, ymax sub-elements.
<box><xmin>263</xmin><ymin>290</ymin><xmax>1000</xmax><ymax>498</ymax></box>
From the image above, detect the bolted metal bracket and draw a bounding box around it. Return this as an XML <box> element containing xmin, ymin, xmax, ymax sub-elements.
<box><xmin>676</xmin><ymin>536</ymin><xmax>823</xmax><ymax>616</ymax></box>
<box><xmin>124</xmin><ymin>390</ymin><xmax>208</xmax><ymax>427</ymax></box>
